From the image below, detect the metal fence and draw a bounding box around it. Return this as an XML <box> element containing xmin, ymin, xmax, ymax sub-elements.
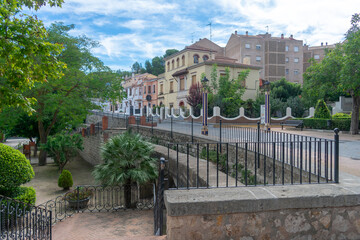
<box><xmin>164</xmin><ymin>136</ymin><xmax>339</xmax><ymax>189</ymax></box>
<box><xmin>38</xmin><ymin>185</ymin><xmax>154</xmax><ymax>225</ymax></box>
<box><xmin>0</xmin><ymin>195</ymin><xmax>52</xmax><ymax>240</ymax></box>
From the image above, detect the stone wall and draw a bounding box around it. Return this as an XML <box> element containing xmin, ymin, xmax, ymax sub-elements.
<box><xmin>165</xmin><ymin>184</ymin><xmax>360</xmax><ymax>240</ymax></box>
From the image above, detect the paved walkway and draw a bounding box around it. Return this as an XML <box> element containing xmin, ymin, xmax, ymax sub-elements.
<box><xmin>52</xmin><ymin>210</ymin><xmax>166</xmax><ymax>240</ymax></box>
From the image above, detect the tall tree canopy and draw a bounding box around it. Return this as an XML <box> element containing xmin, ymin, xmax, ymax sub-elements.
<box><xmin>0</xmin><ymin>0</ymin><xmax>65</xmax><ymax>111</ymax></box>
<box><xmin>15</xmin><ymin>22</ymin><xmax>125</xmax><ymax>165</ymax></box>
<box><xmin>303</xmin><ymin>13</ymin><xmax>360</xmax><ymax>134</ymax></box>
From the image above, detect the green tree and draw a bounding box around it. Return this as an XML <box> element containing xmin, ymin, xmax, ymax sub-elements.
<box><xmin>21</xmin><ymin>23</ymin><xmax>124</xmax><ymax>165</ymax></box>
<box><xmin>151</xmin><ymin>56</ymin><xmax>164</xmax><ymax>76</ymax></box>
<box><xmin>41</xmin><ymin>133</ymin><xmax>83</xmax><ymax>172</ymax></box>
<box><xmin>163</xmin><ymin>49</ymin><xmax>179</xmax><ymax>58</ymax></box>
<box><xmin>205</xmin><ymin>65</ymin><xmax>248</xmax><ymax>117</ymax></box>
<box><xmin>303</xmin><ymin>13</ymin><xmax>360</xmax><ymax>134</ymax></box>
<box><xmin>93</xmin><ymin>132</ymin><xmax>158</xmax><ymax>208</ymax></box>
<box><xmin>0</xmin><ymin>0</ymin><xmax>65</xmax><ymax>111</ymax></box>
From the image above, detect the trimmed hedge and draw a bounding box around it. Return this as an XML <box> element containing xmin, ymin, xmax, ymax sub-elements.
<box><xmin>58</xmin><ymin>169</ymin><xmax>73</xmax><ymax>190</ymax></box>
<box><xmin>298</xmin><ymin>118</ymin><xmax>360</xmax><ymax>131</ymax></box>
<box><xmin>0</xmin><ymin>143</ymin><xmax>34</xmax><ymax>192</ymax></box>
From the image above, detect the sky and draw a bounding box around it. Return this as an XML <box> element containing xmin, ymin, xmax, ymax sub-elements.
<box><xmin>30</xmin><ymin>0</ymin><xmax>359</xmax><ymax>71</ymax></box>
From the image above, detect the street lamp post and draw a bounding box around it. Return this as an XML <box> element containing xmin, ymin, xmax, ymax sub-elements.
<box><xmin>201</xmin><ymin>76</ymin><xmax>209</xmax><ymax>135</ymax></box>
<box><xmin>263</xmin><ymin>80</ymin><xmax>271</xmax><ymax>131</ymax></box>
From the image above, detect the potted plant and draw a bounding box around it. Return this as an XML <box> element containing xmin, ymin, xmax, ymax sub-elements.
<box><xmin>64</xmin><ymin>188</ymin><xmax>93</xmax><ymax>209</ymax></box>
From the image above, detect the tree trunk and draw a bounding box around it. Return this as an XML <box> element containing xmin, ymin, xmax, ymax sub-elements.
<box><xmin>350</xmin><ymin>95</ymin><xmax>360</xmax><ymax>135</ymax></box>
<box><xmin>124</xmin><ymin>179</ymin><xmax>132</xmax><ymax>209</ymax></box>
<box><xmin>38</xmin><ymin>121</ymin><xmax>48</xmax><ymax>166</ymax></box>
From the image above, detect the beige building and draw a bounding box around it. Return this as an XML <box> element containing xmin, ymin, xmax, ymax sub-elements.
<box><xmin>158</xmin><ymin>39</ymin><xmax>261</xmax><ymax>108</ymax></box>
<box><xmin>226</xmin><ymin>31</ymin><xmax>303</xmax><ymax>84</ymax></box>
<box><xmin>303</xmin><ymin>42</ymin><xmax>336</xmax><ymax>72</ymax></box>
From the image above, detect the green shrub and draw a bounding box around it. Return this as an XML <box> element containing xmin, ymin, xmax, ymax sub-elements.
<box><xmin>332</xmin><ymin>113</ymin><xmax>351</xmax><ymax>118</ymax></box>
<box><xmin>314</xmin><ymin>100</ymin><xmax>331</xmax><ymax>119</ymax></box>
<box><xmin>0</xmin><ymin>143</ymin><xmax>34</xmax><ymax>192</ymax></box>
<box><xmin>13</xmin><ymin>186</ymin><xmax>36</xmax><ymax>206</ymax></box>
<box><xmin>58</xmin><ymin>170</ymin><xmax>73</xmax><ymax>190</ymax></box>
<box><xmin>299</xmin><ymin>118</ymin><xmax>359</xmax><ymax>131</ymax></box>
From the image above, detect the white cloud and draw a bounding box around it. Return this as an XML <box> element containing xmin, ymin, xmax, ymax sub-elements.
<box><xmin>211</xmin><ymin>0</ymin><xmax>356</xmax><ymax>45</ymax></box>
<box><xmin>32</xmin><ymin>0</ymin><xmax>358</xmax><ymax>71</ymax></box>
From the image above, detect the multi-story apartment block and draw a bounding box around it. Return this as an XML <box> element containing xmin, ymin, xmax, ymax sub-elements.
<box><xmin>303</xmin><ymin>42</ymin><xmax>336</xmax><ymax>72</ymax></box>
<box><xmin>159</xmin><ymin>38</ymin><xmax>261</xmax><ymax>109</ymax></box>
<box><xmin>121</xmin><ymin>73</ymin><xmax>157</xmax><ymax>115</ymax></box>
<box><xmin>225</xmin><ymin>31</ymin><xmax>303</xmax><ymax>84</ymax></box>
<box><xmin>142</xmin><ymin>74</ymin><xmax>159</xmax><ymax>111</ymax></box>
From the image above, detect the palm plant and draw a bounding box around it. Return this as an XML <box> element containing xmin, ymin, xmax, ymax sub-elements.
<box><xmin>92</xmin><ymin>131</ymin><xmax>158</xmax><ymax>208</ymax></box>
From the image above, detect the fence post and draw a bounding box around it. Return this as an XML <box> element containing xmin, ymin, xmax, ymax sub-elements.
<box><xmin>76</xmin><ymin>186</ymin><xmax>80</xmax><ymax>213</ymax></box>
<box><xmin>152</xmin><ymin>116</ymin><xmax>154</xmax><ymax>135</ymax></box>
<box><xmin>171</xmin><ymin>116</ymin><xmax>173</xmax><ymax>139</ymax></box>
<box><xmin>334</xmin><ymin>128</ymin><xmax>339</xmax><ymax>183</ymax></box>
<box><xmin>257</xmin><ymin>121</ymin><xmax>260</xmax><ymax>168</ymax></box>
<box><xmin>220</xmin><ymin>120</ymin><xmax>222</xmax><ymax>153</ymax></box>
<box><xmin>191</xmin><ymin>118</ymin><xmax>194</xmax><ymax>143</ymax></box>
<box><xmin>159</xmin><ymin>157</ymin><xmax>165</xmax><ymax>235</ymax></box>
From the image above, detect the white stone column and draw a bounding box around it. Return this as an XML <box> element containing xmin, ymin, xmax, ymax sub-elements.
<box><xmin>309</xmin><ymin>107</ymin><xmax>315</xmax><ymax>118</ymax></box>
<box><xmin>239</xmin><ymin>107</ymin><xmax>245</xmax><ymax>117</ymax></box>
<box><xmin>213</xmin><ymin>106</ymin><xmax>221</xmax><ymax>117</ymax></box>
<box><xmin>160</xmin><ymin>107</ymin><xmax>164</xmax><ymax>120</ymax></box>
<box><xmin>286</xmin><ymin>107</ymin><xmax>292</xmax><ymax>117</ymax></box>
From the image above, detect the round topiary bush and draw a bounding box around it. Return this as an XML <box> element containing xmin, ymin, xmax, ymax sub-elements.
<box><xmin>0</xmin><ymin>143</ymin><xmax>34</xmax><ymax>192</ymax></box>
<box><xmin>58</xmin><ymin>170</ymin><xmax>73</xmax><ymax>190</ymax></box>
<box><xmin>314</xmin><ymin>99</ymin><xmax>331</xmax><ymax>119</ymax></box>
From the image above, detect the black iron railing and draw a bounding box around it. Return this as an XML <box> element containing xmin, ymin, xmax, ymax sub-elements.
<box><xmin>165</xmin><ymin>134</ymin><xmax>339</xmax><ymax>189</ymax></box>
<box><xmin>0</xmin><ymin>195</ymin><xmax>52</xmax><ymax>240</ymax></box>
<box><xmin>39</xmin><ymin>185</ymin><xmax>154</xmax><ymax>225</ymax></box>
<box><xmin>154</xmin><ymin>158</ymin><xmax>166</xmax><ymax>236</ymax></box>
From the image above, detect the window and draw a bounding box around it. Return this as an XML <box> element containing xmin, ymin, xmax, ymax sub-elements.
<box><xmin>256</xmin><ymin>45</ymin><xmax>261</xmax><ymax>50</ymax></box>
<box><xmin>180</xmin><ymin>77</ymin><xmax>185</xmax><ymax>91</ymax></box>
<box><xmin>160</xmin><ymin>84</ymin><xmax>163</xmax><ymax>94</ymax></box>
<box><xmin>172</xmin><ymin>60</ymin><xmax>175</xmax><ymax>69</ymax></box>
<box><xmin>193</xmin><ymin>54</ymin><xmax>199</xmax><ymax>63</ymax></box>
<box><xmin>294</xmin><ymin>69</ymin><xmax>299</xmax><ymax>75</ymax></box>
<box><xmin>153</xmin><ymin>85</ymin><xmax>155</xmax><ymax>93</ymax></box>
<box><xmin>144</xmin><ymin>86</ymin><xmax>146</xmax><ymax>94</ymax></box>
<box><xmin>294</xmin><ymin>57</ymin><xmax>299</xmax><ymax>63</ymax></box>
<box><xmin>286</xmin><ymin>69</ymin><xmax>289</xmax><ymax>75</ymax></box>
<box><xmin>176</xmin><ymin>58</ymin><xmax>179</xmax><ymax>68</ymax></box>
<box><xmin>203</xmin><ymin>55</ymin><xmax>209</xmax><ymax>61</ymax></box>
<box><xmin>256</xmin><ymin>56</ymin><xmax>261</xmax><ymax>62</ymax></box>
<box><xmin>294</xmin><ymin>46</ymin><xmax>299</xmax><ymax>52</ymax></box>
<box><xmin>139</xmin><ymin>87</ymin><xmax>142</xmax><ymax>95</ymax></box>
<box><xmin>192</xmin><ymin>75</ymin><xmax>196</xmax><ymax>85</ymax></box>
<box><xmin>314</xmin><ymin>54</ymin><xmax>320</xmax><ymax>60</ymax></box>
<box><xmin>167</xmin><ymin>62</ymin><xmax>170</xmax><ymax>72</ymax></box>
<box><xmin>170</xmin><ymin>82</ymin><xmax>174</xmax><ymax>93</ymax></box>
<box><xmin>182</xmin><ymin>55</ymin><xmax>185</xmax><ymax>66</ymax></box>
<box><xmin>129</xmin><ymin>88</ymin><xmax>132</xmax><ymax>96</ymax></box>
<box><xmin>245</xmin><ymin>43</ymin><xmax>250</xmax><ymax>49</ymax></box>
<box><xmin>285</xmin><ymin>46</ymin><xmax>289</xmax><ymax>52</ymax></box>
<box><xmin>148</xmin><ymin>86</ymin><xmax>151</xmax><ymax>94</ymax></box>
<box><xmin>285</xmin><ymin>57</ymin><xmax>289</xmax><ymax>63</ymax></box>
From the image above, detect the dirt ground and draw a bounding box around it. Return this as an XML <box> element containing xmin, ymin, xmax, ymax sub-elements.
<box><xmin>23</xmin><ymin>156</ymin><xmax>96</xmax><ymax>205</ymax></box>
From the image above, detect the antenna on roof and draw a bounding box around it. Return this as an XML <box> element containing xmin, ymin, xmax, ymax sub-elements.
<box><xmin>206</xmin><ymin>22</ymin><xmax>212</xmax><ymax>41</ymax></box>
<box><xmin>266</xmin><ymin>26</ymin><xmax>269</xmax><ymax>33</ymax></box>
<box><xmin>191</xmin><ymin>32</ymin><xmax>195</xmax><ymax>43</ymax></box>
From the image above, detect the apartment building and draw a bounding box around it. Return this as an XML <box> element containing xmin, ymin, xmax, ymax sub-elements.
<box><xmin>159</xmin><ymin>38</ymin><xmax>261</xmax><ymax>109</ymax></box>
<box><xmin>225</xmin><ymin>31</ymin><xmax>303</xmax><ymax>84</ymax></box>
<box><xmin>121</xmin><ymin>73</ymin><xmax>157</xmax><ymax>115</ymax></box>
<box><xmin>303</xmin><ymin>42</ymin><xmax>336</xmax><ymax>72</ymax></box>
